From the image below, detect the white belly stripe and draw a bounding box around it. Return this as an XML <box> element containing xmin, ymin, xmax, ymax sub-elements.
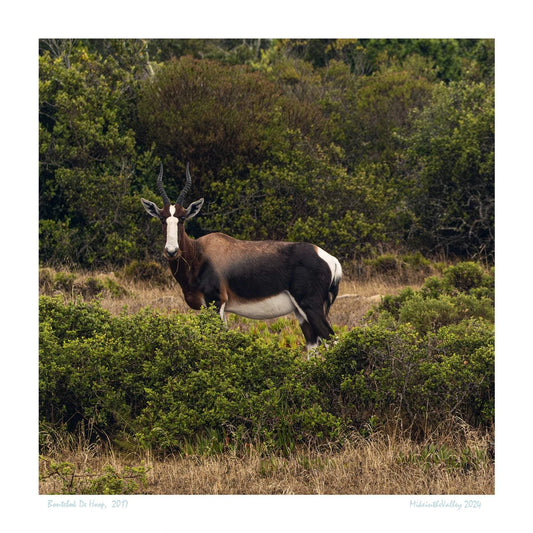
<box><xmin>225</xmin><ymin>291</ymin><xmax>298</xmax><ymax>320</ymax></box>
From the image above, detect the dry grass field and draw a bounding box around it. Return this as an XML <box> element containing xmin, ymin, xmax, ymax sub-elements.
<box><xmin>39</xmin><ymin>264</ymin><xmax>494</xmax><ymax>495</ymax></box>
<box><xmin>39</xmin><ymin>428</ymin><xmax>493</xmax><ymax>495</ymax></box>
<box><xmin>39</xmin><ymin>264</ymin><xmax>416</xmax><ymax>330</ymax></box>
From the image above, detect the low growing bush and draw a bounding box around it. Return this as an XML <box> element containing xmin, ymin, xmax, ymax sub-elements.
<box><xmin>40</xmin><ymin>298</ymin><xmax>342</xmax><ymax>453</ymax></box>
<box><xmin>40</xmin><ymin>458</ymin><xmax>149</xmax><ymax>495</ymax></box>
<box><xmin>39</xmin><ymin>262</ymin><xmax>494</xmax><ymax>452</ymax></box>
<box><xmin>310</xmin><ymin>318</ymin><xmax>494</xmax><ymax>433</ymax></box>
<box><xmin>372</xmin><ymin>261</ymin><xmax>494</xmax><ymax>333</ymax></box>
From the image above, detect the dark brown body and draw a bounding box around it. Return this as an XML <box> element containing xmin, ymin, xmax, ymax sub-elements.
<box><xmin>141</xmin><ymin>165</ymin><xmax>342</xmax><ymax>350</ymax></box>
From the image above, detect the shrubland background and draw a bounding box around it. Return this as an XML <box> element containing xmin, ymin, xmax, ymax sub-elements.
<box><xmin>39</xmin><ymin>39</ymin><xmax>494</xmax><ymax>494</ymax></box>
<box><xmin>39</xmin><ymin>38</ymin><xmax>494</xmax><ymax>267</ymax></box>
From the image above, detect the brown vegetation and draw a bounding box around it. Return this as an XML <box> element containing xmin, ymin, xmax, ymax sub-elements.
<box><xmin>39</xmin><ymin>428</ymin><xmax>493</xmax><ymax>495</ymax></box>
<box><xmin>38</xmin><ymin>263</ymin><xmax>426</xmax><ymax>330</ymax></box>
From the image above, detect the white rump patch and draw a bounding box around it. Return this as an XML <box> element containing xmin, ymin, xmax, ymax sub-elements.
<box><xmin>316</xmin><ymin>246</ymin><xmax>342</xmax><ymax>285</ymax></box>
<box><xmin>226</xmin><ymin>291</ymin><xmax>301</xmax><ymax>320</ymax></box>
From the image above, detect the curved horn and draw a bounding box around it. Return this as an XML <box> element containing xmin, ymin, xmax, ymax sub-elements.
<box><xmin>156</xmin><ymin>163</ymin><xmax>171</xmax><ymax>206</ymax></box>
<box><xmin>176</xmin><ymin>162</ymin><xmax>192</xmax><ymax>206</ymax></box>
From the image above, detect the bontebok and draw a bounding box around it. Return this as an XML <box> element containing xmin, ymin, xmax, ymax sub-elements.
<box><xmin>141</xmin><ymin>164</ymin><xmax>342</xmax><ymax>351</ymax></box>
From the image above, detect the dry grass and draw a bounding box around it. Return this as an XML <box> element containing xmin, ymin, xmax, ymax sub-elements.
<box><xmin>39</xmin><ymin>265</ymin><xmax>421</xmax><ymax>331</ymax></box>
<box><xmin>39</xmin><ymin>429</ymin><xmax>494</xmax><ymax>495</ymax></box>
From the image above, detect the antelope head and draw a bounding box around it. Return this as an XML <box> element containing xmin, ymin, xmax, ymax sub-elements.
<box><xmin>141</xmin><ymin>163</ymin><xmax>204</xmax><ymax>259</ymax></box>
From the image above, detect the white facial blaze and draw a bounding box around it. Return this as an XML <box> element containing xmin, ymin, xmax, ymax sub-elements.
<box><xmin>165</xmin><ymin>205</ymin><xmax>179</xmax><ymax>255</ymax></box>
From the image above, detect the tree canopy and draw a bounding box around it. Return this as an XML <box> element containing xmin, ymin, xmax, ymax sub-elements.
<box><xmin>39</xmin><ymin>38</ymin><xmax>494</xmax><ymax>267</ymax></box>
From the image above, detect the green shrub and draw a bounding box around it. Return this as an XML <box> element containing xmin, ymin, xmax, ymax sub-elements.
<box><xmin>421</xmin><ymin>262</ymin><xmax>493</xmax><ymax>297</ymax></box>
<box><xmin>84</xmin><ymin>465</ymin><xmax>148</xmax><ymax>495</ymax></box>
<box><xmin>102</xmin><ymin>277</ymin><xmax>130</xmax><ymax>298</ymax></box>
<box><xmin>39</xmin><ymin>219</ymin><xmax>80</xmax><ymax>267</ymax></box>
<box><xmin>402</xmin><ymin>251</ymin><xmax>431</xmax><ymax>269</ymax></box>
<box><xmin>365</xmin><ymin>254</ymin><xmax>400</xmax><ymax>275</ymax></box>
<box><xmin>373</xmin><ymin>261</ymin><xmax>494</xmax><ymax>331</ymax></box>
<box><xmin>134</xmin><ymin>315</ymin><xmax>342</xmax><ymax>452</ymax></box>
<box><xmin>39</xmin><ymin>269</ymin><xmax>130</xmax><ymax>299</ymax></box>
<box><xmin>398</xmin><ymin>293</ymin><xmax>493</xmax><ymax>334</ymax></box>
<box><xmin>444</xmin><ymin>261</ymin><xmax>485</xmax><ymax>291</ymax></box>
<box><xmin>310</xmin><ymin>324</ymin><xmax>427</xmax><ymax>427</ymax></box>
<box><xmin>311</xmin><ymin>318</ymin><xmax>494</xmax><ymax>432</ymax></box>
<box><xmin>53</xmin><ymin>272</ymin><xmax>77</xmax><ymax>294</ymax></box>
<box><xmin>39</xmin><ymin>326</ymin><xmax>138</xmax><ymax>431</ymax></box>
<box><xmin>361</xmin><ymin>252</ymin><xmax>433</xmax><ymax>283</ymax></box>
<box><xmin>39</xmin><ymin>298</ymin><xmax>342</xmax><ymax>453</ymax></box>
<box><xmin>39</xmin><ymin>296</ymin><xmax>112</xmax><ymax>341</ymax></box>
<box><xmin>377</xmin><ymin>287</ymin><xmax>416</xmax><ymax>319</ymax></box>
<box><xmin>308</xmin><ymin>262</ymin><xmax>494</xmax><ymax>432</ymax></box>
<box><xmin>39</xmin><ymin>263</ymin><xmax>494</xmax><ymax>452</ymax></box>
<box><xmin>81</xmin><ymin>277</ymin><xmax>106</xmax><ymax>297</ymax></box>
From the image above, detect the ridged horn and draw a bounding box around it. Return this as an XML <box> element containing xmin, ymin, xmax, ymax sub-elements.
<box><xmin>156</xmin><ymin>163</ymin><xmax>171</xmax><ymax>206</ymax></box>
<box><xmin>176</xmin><ymin>162</ymin><xmax>192</xmax><ymax>206</ymax></box>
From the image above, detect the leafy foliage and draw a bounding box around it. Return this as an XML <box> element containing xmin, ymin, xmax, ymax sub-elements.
<box><xmin>39</xmin><ymin>38</ymin><xmax>494</xmax><ymax>266</ymax></box>
<box><xmin>137</xmin><ymin>56</ymin><xmax>284</xmax><ymax>180</ymax></box>
<box><xmin>39</xmin><ymin>42</ymin><xmax>160</xmax><ymax>266</ymax></box>
<box><xmin>40</xmin><ymin>263</ymin><xmax>494</xmax><ymax>453</ymax></box>
<box><xmin>404</xmin><ymin>82</ymin><xmax>494</xmax><ymax>258</ymax></box>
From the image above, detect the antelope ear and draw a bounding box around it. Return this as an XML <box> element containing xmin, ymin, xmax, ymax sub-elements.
<box><xmin>185</xmin><ymin>198</ymin><xmax>204</xmax><ymax>220</ymax></box>
<box><xmin>141</xmin><ymin>198</ymin><xmax>162</xmax><ymax>218</ymax></box>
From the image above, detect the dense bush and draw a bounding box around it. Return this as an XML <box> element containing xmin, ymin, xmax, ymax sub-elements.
<box><xmin>119</xmin><ymin>260</ymin><xmax>170</xmax><ymax>287</ymax></box>
<box><xmin>39</xmin><ymin>298</ymin><xmax>341</xmax><ymax>452</ymax></box>
<box><xmin>40</xmin><ymin>263</ymin><xmax>494</xmax><ymax>453</ymax></box>
<box><xmin>39</xmin><ymin>39</ymin><xmax>494</xmax><ymax>266</ymax></box>
<box><xmin>39</xmin><ymin>42</ymin><xmax>162</xmax><ymax>267</ymax></box>
<box><xmin>309</xmin><ymin>319</ymin><xmax>493</xmax><ymax>434</ymax></box>
<box><xmin>137</xmin><ymin>56</ymin><xmax>285</xmax><ymax>180</ymax></box>
<box><xmin>404</xmin><ymin>81</ymin><xmax>494</xmax><ymax>258</ymax></box>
